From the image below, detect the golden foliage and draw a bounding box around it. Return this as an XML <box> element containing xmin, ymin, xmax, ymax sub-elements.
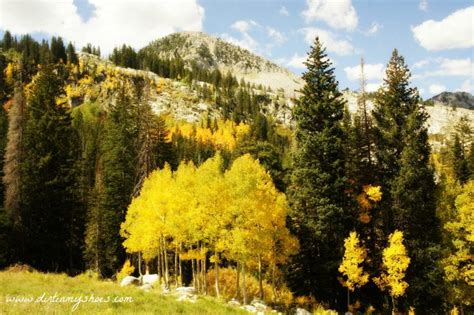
<box><xmin>168</xmin><ymin>119</ymin><xmax>251</xmax><ymax>151</ymax></box>
<box><xmin>338</xmin><ymin>231</ymin><xmax>369</xmax><ymax>291</ymax></box>
<box><xmin>116</xmin><ymin>259</ymin><xmax>135</xmax><ymax>283</ymax></box>
<box><xmin>364</xmin><ymin>185</ymin><xmax>382</xmax><ymax>202</ymax></box>
<box><xmin>373</xmin><ymin>230</ymin><xmax>410</xmax><ymax>298</ymax></box>
<box><xmin>443</xmin><ymin>180</ymin><xmax>474</xmax><ymax>304</ymax></box>
<box><xmin>120</xmin><ymin>154</ymin><xmax>298</xmax><ymax>295</ymax></box>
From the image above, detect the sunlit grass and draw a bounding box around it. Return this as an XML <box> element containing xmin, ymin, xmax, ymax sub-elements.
<box><xmin>0</xmin><ymin>270</ymin><xmax>247</xmax><ymax>314</ymax></box>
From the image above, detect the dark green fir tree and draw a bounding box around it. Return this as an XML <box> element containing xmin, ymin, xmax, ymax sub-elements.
<box><xmin>84</xmin><ymin>84</ymin><xmax>138</xmax><ymax>277</ymax></box>
<box><xmin>372</xmin><ymin>49</ymin><xmax>445</xmax><ymax>312</ymax></box>
<box><xmin>21</xmin><ymin>65</ymin><xmax>83</xmax><ymax>272</ymax></box>
<box><xmin>287</xmin><ymin>37</ymin><xmax>353</xmax><ymax>309</ymax></box>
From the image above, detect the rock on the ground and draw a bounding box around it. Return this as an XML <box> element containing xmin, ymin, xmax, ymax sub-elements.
<box><xmin>240</xmin><ymin>305</ymin><xmax>257</xmax><ymax>313</ymax></box>
<box><xmin>250</xmin><ymin>299</ymin><xmax>266</xmax><ymax>310</ymax></box>
<box><xmin>175</xmin><ymin>286</ymin><xmax>196</xmax><ymax>294</ymax></box>
<box><xmin>296</xmin><ymin>308</ymin><xmax>312</xmax><ymax>315</ymax></box>
<box><xmin>228</xmin><ymin>298</ymin><xmax>241</xmax><ymax>306</ymax></box>
<box><xmin>142</xmin><ymin>273</ymin><xmax>159</xmax><ymax>285</ymax></box>
<box><xmin>176</xmin><ymin>294</ymin><xmax>198</xmax><ymax>303</ymax></box>
<box><xmin>120</xmin><ymin>276</ymin><xmax>139</xmax><ymax>287</ymax></box>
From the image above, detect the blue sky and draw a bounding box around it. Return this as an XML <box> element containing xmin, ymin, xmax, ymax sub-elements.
<box><xmin>0</xmin><ymin>0</ymin><xmax>472</xmax><ymax>98</ymax></box>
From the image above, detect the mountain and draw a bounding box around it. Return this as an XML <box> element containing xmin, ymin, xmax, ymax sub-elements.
<box><xmin>140</xmin><ymin>31</ymin><xmax>302</xmax><ymax>96</ymax></box>
<box><xmin>428</xmin><ymin>91</ymin><xmax>474</xmax><ymax>110</ymax></box>
<box><xmin>71</xmin><ymin>34</ymin><xmax>474</xmax><ymax>139</ymax></box>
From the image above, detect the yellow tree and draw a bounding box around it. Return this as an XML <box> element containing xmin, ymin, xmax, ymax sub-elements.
<box><xmin>443</xmin><ymin>180</ymin><xmax>474</xmax><ymax>310</ymax></box>
<box><xmin>374</xmin><ymin>230</ymin><xmax>411</xmax><ymax>314</ymax></box>
<box><xmin>338</xmin><ymin>231</ymin><xmax>369</xmax><ymax>310</ymax></box>
<box><xmin>224</xmin><ymin>154</ymin><xmax>297</xmax><ymax>302</ymax></box>
<box><xmin>120</xmin><ymin>164</ymin><xmax>174</xmax><ymax>277</ymax></box>
<box><xmin>168</xmin><ymin>160</ymin><xmax>198</xmax><ymax>287</ymax></box>
<box><xmin>194</xmin><ymin>153</ymin><xmax>230</xmax><ymax>297</ymax></box>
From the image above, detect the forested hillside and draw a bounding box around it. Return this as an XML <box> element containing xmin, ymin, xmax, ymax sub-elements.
<box><xmin>0</xmin><ymin>30</ymin><xmax>472</xmax><ymax>314</ymax></box>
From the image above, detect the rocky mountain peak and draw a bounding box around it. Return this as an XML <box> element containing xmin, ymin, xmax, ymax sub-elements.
<box><xmin>141</xmin><ymin>31</ymin><xmax>303</xmax><ymax>96</ymax></box>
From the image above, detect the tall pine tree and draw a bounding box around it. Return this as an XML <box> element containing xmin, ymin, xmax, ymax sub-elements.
<box><xmin>21</xmin><ymin>65</ymin><xmax>83</xmax><ymax>272</ymax></box>
<box><xmin>287</xmin><ymin>37</ymin><xmax>353</xmax><ymax>309</ymax></box>
<box><xmin>84</xmin><ymin>83</ymin><xmax>138</xmax><ymax>277</ymax></box>
<box><xmin>372</xmin><ymin>49</ymin><xmax>444</xmax><ymax>312</ymax></box>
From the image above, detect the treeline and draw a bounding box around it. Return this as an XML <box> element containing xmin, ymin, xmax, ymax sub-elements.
<box><xmin>110</xmin><ymin>43</ymin><xmax>285</xmax><ymax>126</ymax></box>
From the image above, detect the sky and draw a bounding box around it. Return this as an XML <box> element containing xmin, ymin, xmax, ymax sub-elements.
<box><xmin>0</xmin><ymin>0</ymin><xmax>472</xmax><ymax>99</ymax></box>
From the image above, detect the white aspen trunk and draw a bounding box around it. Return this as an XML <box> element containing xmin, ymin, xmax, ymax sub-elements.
<box><xmin>258</xmin><ymin>255</ymin><xmax>263</xmax><ymax>300</ymax></box>
<box><xmin>242</xmin><ymin>263</ymin><xmax>247</xmax><ymax>305</ymax></box>
<box><xmin>215</xmin><ymin>260</ymin><xmax>220</xmax><ymax>297</ymax></box>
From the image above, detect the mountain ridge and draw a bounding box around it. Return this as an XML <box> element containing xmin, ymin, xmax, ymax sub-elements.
<box><xmin>140</xmin><ymin>31</ymin><xmax>303</xmax><ymax>96</ymax></box>
<box><xmin>428</xmin><ymin>91</ymin><xmax>474</xmax><ymax>110</ymax></box>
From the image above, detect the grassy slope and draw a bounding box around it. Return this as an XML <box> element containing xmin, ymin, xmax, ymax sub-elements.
<box><xmin>0</xmin><ymin>271</ymin><xmax>247</xmax><ymax>314</ymax></box>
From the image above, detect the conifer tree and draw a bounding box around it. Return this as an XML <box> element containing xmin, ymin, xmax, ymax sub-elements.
<box><xmin>3</xmin><ymin>87</ymin><xmax>26</xmax><ymax>250</ymax></box>
<box><xmin>21</xmin><ymin>65</ymin><xmax>83</xmax><ymax>271</ymax></box>
<box><xmin>66</xmin><ymin>42</ymin><xmax>78</xmax><ymax>65</ymax></box>
<box><xmin>287</xmin><ymin>37</ymin><xmax>352</xmax><ymax>307</ymax></box>
<box><xmin>85</xmin><ymin>84</ymin><xmax>138</xmax><ymax>277</ymax></box>
<box><xmin>373</xmin><ymin>49</ymin><xmax>444</xmax><ymax>311</ymax></box>
<box><xmin>50</xmin><ymin>37</ymin><xmax>67</xmax><ymax>63</ymax></box>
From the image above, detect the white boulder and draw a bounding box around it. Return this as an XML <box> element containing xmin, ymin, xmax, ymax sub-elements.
<box><xmin>142</xmin><ymin>273</ymin><xmax>159</xmax><ymax>285</ymax></box>
<box><xmin>120</xmin><ymin>276</ymin><xmax>139</xmax><ymax>287</ymax></box>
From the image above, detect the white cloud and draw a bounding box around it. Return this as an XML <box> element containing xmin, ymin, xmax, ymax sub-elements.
<box><xmin>300</xmin><ymin>27</ymin><xmax>355</xmax><ymax>56</ymax></box>
<box><xmin>279</xmin><ymin>6</ymin><xmax>289</xmax><ymax>16</ymax></box>
<box><xmin>0</xmin><ymin>0</ymin><xmax>205</xmax><ymax>54</ymax></box>
<box><xmin>220</xmin><ymin>32</ymin><xmax>259</xmax><ymax>53</ymax></box>
<box><xmin>266</xmin><ymin>27</ymin><xmax>286</xmax><ymax>45</ymax></box>
<box><xmin>413</xmin><ymin>58</ymin><xmax>474</xmax><ymax>79</ymax></box>
<box><xmin>437</xmin><ymin>58</ymin><xmax>474</xmax><ymax>77</ymax></box>
<box><xmin>286</xmin><ymin>53</ymin><xmax>307</xmax><ymax>69</ymax></box>
<box><xmin>344</xmin><ymin>63</ymin><xmax>385</xmax><ymax>81</ymax></box>
<box><xmin>412</xmin><ymin>6</ymin><xmax>474</xmax><ymax>50</ymax></box>
<box><xmin>413</xmin><ymin>59</ymin><xmax>430</xmax><ymax>69</ymax></box>
<box><xmin>429</xmin><ymin>84</ymin><xmax>446</xmax><ymax>95</ymax></box>
<box><xmin>302</xmin><ymin>0</ymin><xmax>358</xmax><ymax>31</ymax></box>
<box><xmin>363</xmin><ymin>22</ymin><xmax>381</xmax><ymax>36</ymax></box>
<box><xmin>231</xmin><ymin>20</ymin><xmax>259</xmax><ymax>33</ymax></box>
<box><xmin>222</xmin><ymin>19</ymin><xmax>262</xmax><ymax>54</ymax></box>
<box><xmin>457</xmin><ymin>79</ymin><xmax>473</xmax><ymax>93</ymax></box>
<box><xmin>419</xmin><ymin>0</ymin><xmax>428</xmax><ymax>11</ymax></box>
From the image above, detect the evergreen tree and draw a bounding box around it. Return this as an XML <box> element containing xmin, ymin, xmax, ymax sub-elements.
<box><xmin>66</xmin><ymin>42</ymin><xmax>78</xmax><ymax>65</ymax></box>
<box><xmin>21</xmin><ymin>65</ymin><xmax>83</xmax><ymax>272</ymax></box>
<box><xmin>0</xmin><ymin>83</ymin><xmax>11</xmax><ymax>267</ymax></box>
<box><xmin>84</xmin><ymin>84</ymin><xmax>138</xmax><ymax>277</ymax></box>
<box><xmin>2</xmin><ymin>30</ymin><xmax>13</xmax><ymax>50</ymax></box>
<box><xmin>372</xmin><ymin>49</ymin><xmax>445</xmax><ymax>312</ymax></box>
<box><xmin>3</xmin><ymin>87</ymin><xmax>25</xmax><ymax>234</ymax></box>
<box><xmin>451</xmin><ymin>134</ymin><xmax>469</xmax><ymax>184</ymax></box>
<box><xmin>50</xmin><ymin>37</ymin><xmax>67</xmax><ymax>63</ymax></box>
<box><xmin>287</xmin><ymin>37</ymin><xmax>352</xmax><ymax>308</ymax></box>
